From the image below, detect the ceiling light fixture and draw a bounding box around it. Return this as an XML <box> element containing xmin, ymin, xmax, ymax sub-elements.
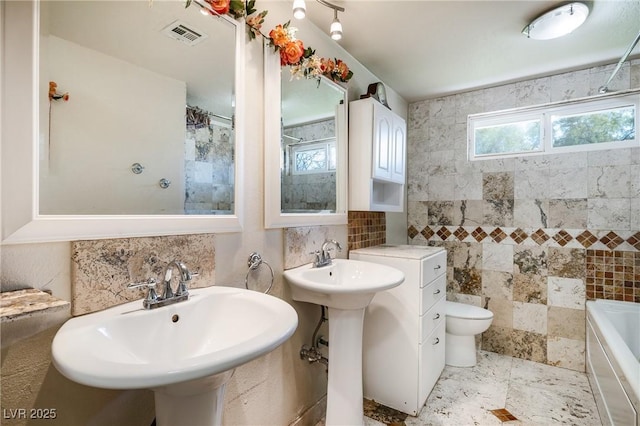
<box><xmin>292</xmin><ymin>0</ymin><xmax>306</xmax><ymax>20</ymax></box>
<box><xmin>293</xmin><ymin>0</ymin><xmax>345</xmax><ymax>41</ymax></box>
<box><xmin>330</xmin><ymin>9</ymin><xmax>343</xmax><ymax>40</ymax></box>
<box><xmin>522</xmin><ymin>2</ymin><xmax>589</xmax><ymax>40</ymax></box>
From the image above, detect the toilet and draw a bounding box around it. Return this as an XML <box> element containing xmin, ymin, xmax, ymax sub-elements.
<box><xmin>444</xmin><ymin>301</ymin><xmax>494</xmax><ymax>367</ymax></box>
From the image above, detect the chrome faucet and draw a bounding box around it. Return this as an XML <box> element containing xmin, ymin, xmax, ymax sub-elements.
<box><xmin>313</xmin><ymin>239</ymin><xmax>342</xmax><ymax>267</ymax></box>
<box><xmin>163</xmin><ymin>260</ymin><xmax>194</xmax><ymax>299</ymax></box>
<box><xmin>127</xmin><ymin>260</ymin><xmax>197</xmax><ymax>309</ymax></box>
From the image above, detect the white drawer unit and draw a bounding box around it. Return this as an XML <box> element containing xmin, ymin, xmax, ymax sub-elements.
<box><xmin>349</xmin><ymin>244</ymin><xmax>446</xmax><ymax>416</ymax></box>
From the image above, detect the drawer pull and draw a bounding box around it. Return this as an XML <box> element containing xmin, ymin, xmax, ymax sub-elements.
<box><xmin>433</xmin><ymin>313</ymin><xmax>440</xmax><ymax>320</ymax></box>
<box><xmin>434</xmin><ymin>289</ymin><xmax>441</xmax><ymax>295</ymax></box>
<box><xmin>434</xmin><ymin>265</ymin><xmax>442</xmax><ymax>270</ymax></box>
<box><xmin>433</xmin><ymin>337</ymin><xmax>440</xmax><ymax>345</ymax></box>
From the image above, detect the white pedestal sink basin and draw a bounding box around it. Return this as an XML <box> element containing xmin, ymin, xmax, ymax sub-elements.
<box><xmin>52</xmin><ymin>285</ymin><xmax>298</xmax><ymax>426</ymax></box>
<box><xmin>284</xmin><ymin>259</ymin><xmax>404</xmax><ymax>425</ymax></box>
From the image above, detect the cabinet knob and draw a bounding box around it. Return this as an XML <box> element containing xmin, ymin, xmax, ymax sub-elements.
<box><xmin>433</xmin><ymin>313</ymin><xmax>440</xmax><ymax>320</ymax></box>
<box><xmin>434</xmin><ymin>265</ymin><xmax>442</xmax><ymax>270</ymax></box>
<box><xmin>433</xmin><ymin>337</ymin><xmax>440</xmax><ymax>345</ymax></box>
<box><xmin>434</xmin><ymin>288</ymin><xmax>441</xmax><ymax>295</ymax></box>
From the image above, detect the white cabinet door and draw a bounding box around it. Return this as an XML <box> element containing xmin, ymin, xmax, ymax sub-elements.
<box><xmin>372</xmin><ymin>102</ymin><xmax>405</xmax><ymax>184</ymax></box>
<box><xmin>391</xmin><ymin>116</ymin><xmax>406</xmax><ymax>184</ymax></box>
<box><xmin>372</xmin><ymin>103</ymin><xmax>394</xmax><ymax>180</ymax></box>
<box><xmin>348</xmin><ymin>97</ymin><xmax>406</xmax><ymax>212</ymax></box>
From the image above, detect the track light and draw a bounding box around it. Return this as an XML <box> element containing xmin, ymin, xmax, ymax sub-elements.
<box><xmin>293</xmin><ymin>0</ymin><xmax>345</xmax><ymax>41</ymax></box>
<box><xmin>292</xmin><ymin>0</ymin><xmax>306</xmax><ymax>20</ymax></box>
<box><xmin>330</xmin><ymin>9</ymin><xmax>342</xmax><ymax>40</ymax></box>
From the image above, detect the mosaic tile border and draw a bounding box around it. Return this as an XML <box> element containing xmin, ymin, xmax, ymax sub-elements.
<box><xmin>409</xmin><ymin>225</ymin><xmax>640</xmax><ymax>252</ymax></box>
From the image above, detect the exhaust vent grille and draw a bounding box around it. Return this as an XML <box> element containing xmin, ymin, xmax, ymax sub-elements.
<box><xmin>162</xmin><ymin>20</ymin><xmax>208</xmax><ymax>46</ymax></box>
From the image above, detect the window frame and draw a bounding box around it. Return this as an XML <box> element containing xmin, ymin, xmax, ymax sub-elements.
<box><xmin>290</xmin><ymin>139</ymin><xmax>337</xmax><ymax>175</ymax></box>
<box><xmin>468</xmin><ymin>91</ymin><xmax>640</xmax><ymax>161</ymax></box>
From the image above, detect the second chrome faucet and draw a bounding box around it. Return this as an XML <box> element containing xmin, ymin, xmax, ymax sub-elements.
<box><xmin>312</xmin><ymin>239</ymin><xmax>343</xmax><ymax>268</ymax></box>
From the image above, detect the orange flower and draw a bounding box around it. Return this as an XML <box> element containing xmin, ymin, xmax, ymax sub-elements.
<box><xmin>280</xmin><ymin>39</ymin><xmax>304</xmax><ymax>65</ymax></box>
<box><xmin>247</xmin><ymin>15</ymin><xmax>263</xmax><ymax>32</ymax></box>
<box><xmin>269</xmin><ymin>24</ymin><xmax>290</xmax><ymax>48</ymax></box>
<box><xmin>205</xmin><ymin>0</ymin><xmax>230</xmax><ymax>15</ymax></box>
<box><xmin>336</xmin><ymin>60</ymin><xmax>349</xmax><ymax>80</ymax></box>
<box><xmin>321</xmin><ymin>58</ymin><xmax>335</xmax><ymax>74</ymax></box>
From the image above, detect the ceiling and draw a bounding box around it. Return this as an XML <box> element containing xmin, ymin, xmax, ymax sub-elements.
<box><xmin>303</xmin><ymin>0</ymin><xmax>640</xmax><ymax>102</ymax></box>
<box><xmin>44</xmin><ymin>1</ymin><xmax>236</xmax><ymax>117</ymax></box>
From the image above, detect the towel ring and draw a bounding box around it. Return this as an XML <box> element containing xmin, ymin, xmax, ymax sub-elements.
<box><xmin>245</xmin><ymin>252</ymin><xmax>274</xmax><ymax>294</ymax></box>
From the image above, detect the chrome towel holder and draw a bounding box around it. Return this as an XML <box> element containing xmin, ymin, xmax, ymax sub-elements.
<box><xmin>245</xmin><ymin>252</ymin><xmax>274</xmax><ymax>294</ymax></box>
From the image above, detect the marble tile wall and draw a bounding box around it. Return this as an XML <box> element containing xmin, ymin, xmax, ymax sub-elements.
<box><xmin>283</xmin><ymin>225</ymin><xmax>348</xmax><ymax>270</ymax></box>
<box><xmin>71</xmin><ymin>234</ymin><xmax>215</xmax><ymax>315</ymax></box>
<box><xmin>185</xmin><ymin>122</ymin><xmax>234</xmax><ymax>214</ymax></box>
<box><xmin>282</xmin><ymin>119</ymin><xmax>337</xmax><ymax>211</ymax></box>
<box><xmin>407</xmin><ymin>60</ymin><xmax>640</xmax><ymax>372</ymax></box>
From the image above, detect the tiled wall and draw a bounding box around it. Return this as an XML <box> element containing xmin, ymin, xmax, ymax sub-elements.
<box><xmin>282</xmin><ymin>119</ymin><xmax>337</xmax><ymax>211</ymax></box>
<box><xmin>283</xmin><ymin>225</ymin><xmax>349</xmax><ymax>270</ymax></box>
<box><xmin>587</xmin><ymin>250</ymin><xmax>640</xmax><ymax>301</ymax></box>
<box><xmin>348</xmin><ymin>211</ymin><xmax>386</xmax><ymax>250</ymax></box>
<box><xmin>185</xmin><ymin>122</ymin><xmax>234</xmax><ymax>214</ymax></box>
<box><xmin>406</xmin><ymin>60</ymin><xmax>640</xmax><ymax>371</ymax></box>
<box><xmin>71</xmin><ymin>234</ymin><xmax>215</xmax><ymax>315</ymax></box>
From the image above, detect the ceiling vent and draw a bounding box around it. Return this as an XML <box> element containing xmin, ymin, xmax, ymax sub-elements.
<box><xmin>162</xmin><ymin>20</ymin><xmax>208</xmax><ymax>46</ymax></box>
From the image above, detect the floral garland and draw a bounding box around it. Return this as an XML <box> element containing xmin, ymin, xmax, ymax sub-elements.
<box><xmin>268</xmin><ymin>22</ymin><xmax>353</xmax><ymax>83</ymax></box>
<box><xmin>191</xmin><ymin>0</ymin><xmax>353</xmax><ymax>83</ymax></box>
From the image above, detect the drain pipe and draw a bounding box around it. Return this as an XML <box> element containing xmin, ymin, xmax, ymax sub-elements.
<box><xmin>300</xmin><ymin>305</ymin><xmax>329</xmax><ymax>370</ymax></box>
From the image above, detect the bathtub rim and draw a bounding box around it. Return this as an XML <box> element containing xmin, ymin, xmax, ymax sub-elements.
<box><xmin>586</xmin><ymin>299</ymin><xmax>640</xmax><ymax>411</ymax></box>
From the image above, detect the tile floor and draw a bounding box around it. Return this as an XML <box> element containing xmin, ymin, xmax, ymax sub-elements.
<box><xmin>362</xmin><ymin>350</ymin><xmax>602</xmax><ymax>426</ymax></box>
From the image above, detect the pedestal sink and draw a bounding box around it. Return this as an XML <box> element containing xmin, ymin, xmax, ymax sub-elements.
<box><xmin>284</xmin><ymin>259</ymin><xmax>404</xmax><ymax>425</ymax></box>
<box><xmin>52</xmin><ymin>286</ymin><xmax>298</xmax><ymax>426</ymax></box>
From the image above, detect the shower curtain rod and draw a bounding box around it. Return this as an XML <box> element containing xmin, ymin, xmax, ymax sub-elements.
<box><xmin>599</xmin><ymin>29</ymin><xmax>640</xmax><ymax>94</ymax></box>
<box><xmin>282</xmin><ymin>134</ymin><xmax>303</xmax><ymax>142</ymax></box>
<box><xmin>186</xmin><ymin>105</ymin><xmax>232</xmax><ymax>122</ymax></box>
<box><xmin>282</xmin><ymin>135</ymin><xmax>336</xmax><ymax>145</ymax></box>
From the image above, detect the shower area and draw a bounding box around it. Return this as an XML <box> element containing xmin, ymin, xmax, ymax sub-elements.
<box><xmin>184</xmin><ymin>105</ymin><xmax>235</xmax><ymax>215</ymax></box>
<box><xmin>281</xmin><ymin>117</ymin><xmax>337</xmax><ymax>212</ymax></box>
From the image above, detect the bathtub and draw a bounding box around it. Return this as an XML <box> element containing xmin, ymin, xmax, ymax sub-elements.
<box><xmin>586</xmin><ymin>299</ymin><xmax>640</xmax><ymax>426</ymax></box>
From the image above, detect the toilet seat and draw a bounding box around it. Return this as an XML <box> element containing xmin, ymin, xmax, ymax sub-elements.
<box><xmin>445</xmin><ymin>301</ymin><xmax>493</xmax><ymax>320</ymax></box>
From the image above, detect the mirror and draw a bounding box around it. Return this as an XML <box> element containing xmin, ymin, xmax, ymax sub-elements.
<box><xmin>1</xmin><ymin>0</ymin><xmax>244</xmax><ymax>243</ymax></box>
<box><xmin>40</xmin><ymin>1</ymin><xmax>235</xmax><ymax>215</ymax></box>
<box><xmin>264</xmin><ymin>48</ymin><xmax>348</xmax><ymax>228</ymax></box>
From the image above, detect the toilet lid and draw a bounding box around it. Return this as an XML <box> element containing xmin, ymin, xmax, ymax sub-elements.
<box><xmin>445</xmin><ymin>301</ymin><xmax>493</xmax><ymax>320</ymax></box>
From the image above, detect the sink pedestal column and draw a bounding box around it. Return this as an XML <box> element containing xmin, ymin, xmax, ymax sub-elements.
<box><xmin>153</xmin><ymin>370</ymin><xmax>234</xmax><ymax>426</ymax></box>
<box><xmin>326</xmin><ymin>307</ymin><xmax>366</xmax><ymax>426</ymax></box>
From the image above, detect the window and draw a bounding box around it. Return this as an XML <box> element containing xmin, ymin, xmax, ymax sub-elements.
<box><xmin>468</xmin><ymin>92</ymin><xmax>639</xmax><ymax>160</ymax></box>
<box><xmin>474</xmin><ymin>114</ymin><xmax>542</xmax><ymax>157</ymax></box>
<box><xmin>290</xmin><ymin>140</ymin><xmax>336</xmax><ymax>174</ymax></box>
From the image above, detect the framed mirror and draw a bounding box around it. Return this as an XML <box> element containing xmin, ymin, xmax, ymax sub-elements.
<box><xmin>1</xmin><ymin>0</ymin><xmax>245</xmax><ymax>243</ymax></box>
<box><xmin>264</xmin><ymin>48</ymin><xmax>348</xmax><ymax>228</ymax></box>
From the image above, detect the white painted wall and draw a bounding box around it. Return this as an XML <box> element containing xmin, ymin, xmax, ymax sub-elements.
<box><xmin>39</xmin><ymin>36</ymin><xmax>186</xmax><ymax>215</ymax></box>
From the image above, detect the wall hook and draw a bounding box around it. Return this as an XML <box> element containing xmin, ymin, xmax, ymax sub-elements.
<box><xmin>49</xmin><ymin>81</ymin><xmax>69</xmax><ymax>102</ymax></box>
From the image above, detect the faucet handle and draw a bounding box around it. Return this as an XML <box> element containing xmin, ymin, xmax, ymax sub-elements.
<box><xmin>176</xmin><ymin>271</ymin><xmax>199</xmax><ymax>297</ymax></box>
<box><xmin>175</xmin><ymin>267</ymin><xmax>199</xmax><ymax>297</ymax></box>
<box><xmin>309</xmin><ymin>250</ymin><xmax>322</xmax><ymax>266</ymax></box>
<box><xmin>127</xmin><ymin>278</ymin><xmax>157</xmax><ymax>290</ymax></box>
<box><xmin>127</xmin><ymin>278</ymin><xmax>158</xmax><ymax>304</ymax></box>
